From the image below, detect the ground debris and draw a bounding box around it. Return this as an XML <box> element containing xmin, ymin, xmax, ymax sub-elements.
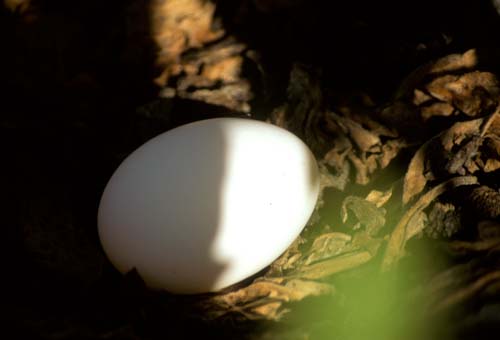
<box><xmin>403</xmin><ymin>111</ymin><xmax>500</xmax><ymax>204</ymax></box>
<box><xmin>469</xmin><ymin>186</ymin><xmax>500</xmax><ymax>220</ymax></box>
<box><xmin>198</xmin><ymin>278</ymin><xmax>334</xmax><ymax>321</ymax></box>
<box><xmin>270</xmin><ymin>65</ymin><xmax>405</xmax><ymax>187</ymax></box>
<box><xmin>424</xmin><ymin>201</ymin><xmax>462</xmax><ymax>239</ymax></box>
<box><xmin>381</xmin><ymin>49</ymin><xmax>500</xmax><ymax>138</ymax></box>
<box><xmin>151</xmin><ymin>0</ymin><xmax>255</xmax><ymax>112</ymax></box>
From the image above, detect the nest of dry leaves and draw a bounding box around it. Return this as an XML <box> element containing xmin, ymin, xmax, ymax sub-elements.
<box><xmin>9</xmin><ymin>0</ymin><xmax>500</xmax><ymax>339</ymax></box>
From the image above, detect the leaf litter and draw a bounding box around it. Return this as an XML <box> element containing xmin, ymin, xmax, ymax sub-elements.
<box><xmin>97</xmin><ymin>44</ymin><xmax>500</xmax><ymax>338</ymax></box>
<box><xmin>189</xmin><ymin>48</ymin><xmax>500</xmax><ymax>328</ymax></box>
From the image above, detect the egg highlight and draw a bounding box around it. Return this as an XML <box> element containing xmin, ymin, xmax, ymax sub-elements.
<box><xmin>98</xmin><ymin>118</ymin><xmax>320</xmax><ymax>294</ymax></box>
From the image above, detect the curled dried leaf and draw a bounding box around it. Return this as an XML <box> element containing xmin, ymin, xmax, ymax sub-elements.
<box><xmin>341</xmin><ymin>196</ymin><xmax>386</xmax><ymax>235</ymax></box>
<box><xmin>403</xmin><ymin>141</ymin><xmax>430</xmax><ymax>204</ymax></box>
<box><xmin>396</xmin><ymin>49</ymin><xmax>478</xmax><ymax>100</ymax></box>
<box><xmin>158</xmin><ymin>38</ymin><xmax>254</xmax><ymax>112</ymax></box>
<box><xmin>404</xmin><ymin>211</ymin><xmax>427</xmax><ymax>242</ymax></box>
<box><xmin>425</xmin><ymin>71</ymin><xmax>499</xmax><ymax>118</ymax></box>
<box><xmin>403</xmin><ymin>112</ymin><xmax>500</xmax><ymax>204</ymax></box>
<box><xmin>152</xmin><ymin>0</ymin><xmax>224</xmax><ymax>83</ymax></box>
<box><xmin>382</xmin><ymin>50</ymin><xmax>499</xmax><ymax>135</ymax></box>
<box><xmin>202</xmin><ymin>279</ymin><xmax>334</xmax><ymax>320</ymax></box>
<box><xmin>304</xmin><ymin>232</ymin><xmax>352</xmax><ymax>265</ymax></box>
<box><xmin>383</xmin><ymin>176</ymin><xmax>478</xmax><ymax>271</ymax></box>
<box><xmin>365</xmin><ymin>188</ymin><xmax>393</xmax><ymax>208</ymax></box>
<box><xmin>323</xmin><ymin>112</ymin><xmax>405</xmax><ymax>186</ymax></box>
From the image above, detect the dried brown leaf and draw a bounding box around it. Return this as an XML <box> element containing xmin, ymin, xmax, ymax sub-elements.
<box><xmin>383</xmin><ymin>50</ymin><xmax>500</xmax><ymax>135</ymax></box>
<box><xmin>379</xmin><ymin>138</ymin><xmax>406</xmax><ymax>168</ymax></box>
<box><xmin>323</xmin><ymin>135</ymin><xmax>352</xmax><ymax>167</ymax></box>
<box><xmin>341</xmin><ymin>196</ymin><xmax>386</xmax><ymax>235</ymax></box>
<box><xmin>396</xmin><ymin>49</ymin><xmax>478</xmax><ymax>100</ymax></box>
<box><xmin>425</xmin><ymin>202</ymin><xmax>461</xmax><ymax>239</ymax></box>
<box><xmin>404</xmin><ymin>211</ymin><xmax>427</xmax><ymax>242</ymax></box>
<box><xmin>204</xmin><ymin>279</ymin><xmax>334</xmax><ymax>320</ymax></box>
<box><xmin>383</xmin><ymin>176</ymin><xmax>478</xmax><ymax>271</ymax></box>
<box><xmin>403</xmin><ymin>140</ymin><xmax>430</xmax><ymax>204</ymax></box>
<box><xmin>292</xmin><ymin>250</ymin><xmax>373</xmax><ymax>280</ymax></box>
<box><xmin>420</xmin><ymin>102</ymin><xmax>455</xmax><ymax>120</ymax></box>
<box><xmin>323</xmin><ymin>111</ymin><xmax>404</xmax><ymax>185</ymax></box>
<box><xmin>413</xmin><ymin>88</ymin><xmax>433</xmax><ymax>105</ymax></box>
<box><xmin>403</xmin><ymin>114</ymin><xmax>496</xmax><ymax>204</ymax></box>
<box><xmin>152</xmin><ymin>0</ymin><xmax>224</xmax><ymax>82</ymax></box>
<box><xmin>318</xmin><ymin>161</ymin><xmax>350</xmax><ymax>192</ymax></box>
<box><xmin>330</xmin><ymin>112</ymin><xmax>381</xmax><ymax>152</ymax></box>
<box><xmin>304</xmin><ymin>232</ymin><xmax>352</xmax><ymax>265</ymax></box>
<box><xmin>348</xmin><ymin>153</ymin><xmax>370</xmax><ymax>185</ymax></box>
<box><xmin>177</xmin><ymin>82</ymin><xmax>252</xmax><ymax>113</ymax></box>
<box><xmin>267</xmin><ymin>236</ymin><xmax>304</xmax><ymax>275</ymax></box>
<box><xmin>422</xmin><ymin>69</ymin><xmax>499</xmax><ymax>119</ymax></box>
<box><xmin>365</xmin><ymin>188</ymin><xmax>393</xmax><ymax>208</ymax></box>
<box><xmin>158</xmin><ymin>38</ymin><xmax>253</xmax><ymax>112</ymax></box>
<box><xmin>483</xmin><ymin>136</ymin><xmax>500</xmax><ymax>172</ymax></box>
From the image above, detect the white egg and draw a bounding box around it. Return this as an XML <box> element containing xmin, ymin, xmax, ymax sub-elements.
<box><xmin>98</xmin><ymin>118</ymin><xmax>319</xmax><ymax>294</ymax></box>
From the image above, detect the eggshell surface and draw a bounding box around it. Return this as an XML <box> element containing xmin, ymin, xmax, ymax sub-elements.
<box><xmin>98</xmin><ymin>118</ymin><xmax>319</xmax><ymax>294</ymax></box>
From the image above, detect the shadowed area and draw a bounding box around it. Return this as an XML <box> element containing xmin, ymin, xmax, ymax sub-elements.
<box><xmin>98</xmin><ymin>120</ymin><xmax>228</xmax><ymax>294</ymax></box>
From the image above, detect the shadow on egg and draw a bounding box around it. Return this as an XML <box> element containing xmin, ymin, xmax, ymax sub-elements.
<box><xmin>98</xmin><ymin>121</ymin><xmax>229</xmax><ymax>294</ymax></box>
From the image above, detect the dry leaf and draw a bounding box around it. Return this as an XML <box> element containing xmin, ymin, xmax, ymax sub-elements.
<box><xmin>365</xmin><ymin>188</ymin><xmax>393</xmax><ymax>208</ymax></box>
<box><xmin>152</xmin><ymin>0</ymin><xmax>224</xmax><ymax>84</ymax></box>
<box><xmin>341</xmin><ymin>196</ymin><xmax>386</xmax><ymax>235</ymax></box>
<box><xmin>383</xmin><ymin>176</ymin><xmax>478</xmax><ymax>271</ymax></box>
<box><xmin>425</xmin><ymin>71</ymin><xmax>499</xmax><ymax>117</ymax></box>
<box><xmin>395</xmin><ymin>49</ymin><xmax>478</xmax><ymax>100</ymax></box>
<box><xmin>292</xmin><ymin>250</ymin><xmax>373</xmax><ymax>280</ymax></box>
<box><xmin>304</xmin><ymin>232</ymin><xmax>352</xmax><ymax>265</ymax></box>
<box><xmin>158</xmin><ymin>38</ymin><xmax>254</xmax><ymax>112</ymax></box>
<box><xmin>271</xmin><ymin>65</ymin><xmax>403</xmax><ymax>186</ymax></box>
<box><xmin>404</xmin><ymin>211</ymin><xmax>427</xmax><ymax>242</ymax></box>
<box><xmin>268</xmin><ymin>236</ymin><xmax>304</xmax><ymax>275</ymax></box>
<box><xmin>318</xmin><ymin>159</ymin><xmax>350</xmax><ymax>191</ymax></box>
<box><xmin>424</xmin><ymin>202</ymin><xmax>461</xmax><ymax>239</ymax></box>
<box><xmin>329</xmin><ymin>112</ymin><xmax>381</xmax><ymax>152</ymax></box>
<box><xmin>381</xmin><ymin>50</ymin><xmax>500</xmax><ymax>136</ymax></box>
<box><xmin>202</xmin><ymin>279</ymin><xmax>334</xmax><ymax>320</ymax></box>
<box><xmin>403</xmin><ymin>112</ymin><xmax>500</xmax><ymax>204</ymax></box>
<box><xmin>324</xmin><ymin>111</ymin><xmax>405</xmax><ymax>185</ymax></box>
